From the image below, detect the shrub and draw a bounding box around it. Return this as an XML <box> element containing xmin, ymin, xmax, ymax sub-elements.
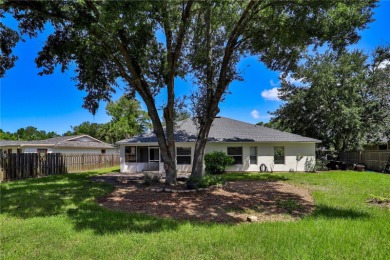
<box><xmin>204</xmin><ymin>151</ymin><xmax>235</xmax><ymax>175</ymax></box>
<box><xmin>187</xmin><ymin>174</ymin><xmax>226</xmax><ymax>189</ymax></box>
<box><xmin>143</xmin><ymin>172</ymin><xmax>161</xmax><ymax>185</ymax></box>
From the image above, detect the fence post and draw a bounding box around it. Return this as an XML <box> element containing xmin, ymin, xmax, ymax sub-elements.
<box><xmin>0</xmin><ymin>156</ymin><xmax>4</xmax><ymax>182</ymax></box>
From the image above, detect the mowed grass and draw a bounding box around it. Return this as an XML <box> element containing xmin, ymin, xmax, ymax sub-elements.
<box><xmin>1</xmin><ymin>168</ymin><xmax>389</xmax><ymax>259</ymax></box>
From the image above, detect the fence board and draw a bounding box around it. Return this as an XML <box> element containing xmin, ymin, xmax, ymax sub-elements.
<box><xmin>339</xmin><ymin>150</ymin><xmax>390</xmax><ymax>172</ymax></box>
<box><xmin>0</xmin><ymin>153</ymin><xmax>119</xmax><ymax>181</ymax></box>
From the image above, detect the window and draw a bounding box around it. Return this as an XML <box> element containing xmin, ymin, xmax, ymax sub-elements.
<box><xmin>274</xmin><ymin>146</ymin><xmax>285</xmax><ymax>164</ymax></box>
<box><xmin>177</xmin><ymin>147</ymin><xmax>191</xmax><ymax>165</ymax></box>
<box><xmin>7</xmin><ymin>149</ymin><xmax>12</xmax><ymax>154</ymax></box>
<box><xmin>17</xmin><ymin>149</ymin><xmax>22</xmax><ymax>154</ymax></box>
<box><xmin>125</xmin><ymin>146</ymin><xmax>137</xmax><ymax>162</ymax></box>
<box><xmin>37</xmin><ymin>149</ymin><xmax>47</xmax><ymax>154</ymax></box>
<box><xmin>101</xmin><ymin>149</ymin><xmax>106</xmax><ymax>154</ymax></box>
<box><xmin>250</xmin><ymin>147</ymin><xmax>257</xmax><ymax>165</ymax></box>
<box><xmin>227</xmin><ymin>147</ymin><xmax>243</xmax><ymax>165</ymax></box>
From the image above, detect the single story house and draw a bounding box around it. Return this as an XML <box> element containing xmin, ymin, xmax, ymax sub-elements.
<box><xmin>116</xmin><ymin>117</ymin><xmax>321</xmax><ymax>173</ymax></box>
<box><xmin>0</xmin><ymin>135</ymin><xmax>119</xmax><ymax>154</ymax></box>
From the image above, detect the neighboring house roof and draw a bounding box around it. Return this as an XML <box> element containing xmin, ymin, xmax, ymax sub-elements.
<box><xmin>117</xmin><ymin>117</ymin><xmax>321</xmax><ymax>144</ymax></box>
<box><xmin>0</xmin><ymin>135</ymin><xmax>117</xmax><ymax>149</ymax></box>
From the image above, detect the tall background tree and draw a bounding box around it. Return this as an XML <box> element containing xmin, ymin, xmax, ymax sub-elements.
<box><xmin>97</xmin><ymin>95</ymin><xmax>151</xmax><ymax>144</ymax></box>
<box><xmin>269</xmin><ymin>46</ymin><xmax>390</xmax><ymax>151</ymax></box>
<box><xmin>63</xmin><ymin>95</ymin><xmax>151</xmax><ymax>143</ymax></box>
<box><xmin>1</xmin><ymin>0</ymin><xmax>377</xmax><ymax>183</ymax></box>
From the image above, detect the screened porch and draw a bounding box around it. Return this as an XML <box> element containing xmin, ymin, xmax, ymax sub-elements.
<box><xmin>125</xmin><ymin>146</ymin><xmax>161</xmax><ymax>172</ymax></box>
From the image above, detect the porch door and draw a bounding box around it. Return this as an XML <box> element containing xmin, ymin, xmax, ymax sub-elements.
<box><xmin>149</xmin><ymin>147</ymin><xmax>159</xmax><ymax>163</ymax></box>
<box><xmin>147</xmin><ymin>147</ymin><xmax>160</xmax><ymax>171</ymax></box>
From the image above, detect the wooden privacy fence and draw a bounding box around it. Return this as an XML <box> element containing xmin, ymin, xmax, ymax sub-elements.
<box><xmin>0</xmin><ymin>153</ymin><xmax>120</xmax><ymax>181</ymax></box>
<box><xmin>338</xmin><ymin>150</ymin><xmax>390</xmax><ymax>172</ymax></box>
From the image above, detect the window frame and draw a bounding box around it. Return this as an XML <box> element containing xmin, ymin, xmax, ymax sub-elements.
<box><xmin>125</xmin><ymin>146</ymin><xmax>137</xmax><ymax>163</ymax></box>
<box><xmin>274</xmin><ymin>146</ymin><xmax>285</xmax><ymax>164</ymax></box>
<box><xmin>249</xmin><ymin>146</ymin><xmax>257</xmax><ymax>165</ymax></box>
<box><xmin>176</xmin><ymin>147</ymin><xmax>191</xmax><ymax>165</ymax></box>
<box><xmin>227</xmin><ymin>147</ymin><xmax>243</xmax><ymax>165</ymax></box>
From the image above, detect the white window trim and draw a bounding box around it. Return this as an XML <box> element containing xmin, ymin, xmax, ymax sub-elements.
<box><xmin>250</xmin><ymin>146</ymin><xmax>257</xmax><ymax>165</ymax></box>
<box><xmin>176</xmin><ymin>147</ymin><xmax>191</xmax><ymax>165</ymax></box>
<box><xmin>274</xmin><ymin>146</ymin><xmax>285</xmax><ymax>165</ymax></box>
<box><xmin>227</xmin><ymin>147</ymin><xmax>243</xmax><ymax>165</ymax></box>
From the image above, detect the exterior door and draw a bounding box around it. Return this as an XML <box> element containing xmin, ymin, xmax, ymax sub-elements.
<box><xmin>149</xmin><ymin>147</ymin><xmax>159</xmax><ymax>162</ymax></box>
<box><xmin>148</xmin><ymin>147</ymin><xmax>160</xmax><ymax>171</ymax></box>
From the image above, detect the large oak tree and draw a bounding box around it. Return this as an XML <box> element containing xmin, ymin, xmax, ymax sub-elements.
<box><xmin>1</xmin><ymin>0</ymin><xmax>377</xmax><ymax>183</ymax></box>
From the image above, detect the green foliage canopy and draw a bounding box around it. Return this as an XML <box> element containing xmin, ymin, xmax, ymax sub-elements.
<box><xmin>269</xmin><ymin>47</ymin><xmax>390</xmax><ymax>151</ymax></box>
<box><xmin>0</xmin><ymin>0</ymin><xmax>378</xmax><ymax>182</ymax></box>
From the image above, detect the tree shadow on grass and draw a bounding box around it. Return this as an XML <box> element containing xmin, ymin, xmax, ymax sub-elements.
<box><xmin>66</xmin><ymin>203</ymin><xmax>181</xmax><ymax>234</ymax></box>
<box><xmin>311</xmin><ymin>204</ymin><xmax>370</xmax><ymax>219</ymax></box>
<box><xmin>0</xmin><ymin>172</ymin><xmax>111</xmax><ymax>218</ymax></box>
<box><xmin>0</xmin><ymin>171</ymin><xmax>183</xmax><ymax>234</ymax></box>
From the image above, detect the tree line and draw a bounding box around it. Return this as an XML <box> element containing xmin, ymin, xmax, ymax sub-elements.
<box><xmin>1</xmin><ymin>96</ymin><xmax>151</xmax><ymax>143</ymax></box>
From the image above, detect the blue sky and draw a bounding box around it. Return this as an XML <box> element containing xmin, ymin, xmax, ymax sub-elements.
<box><xmin>1</xmin><ymin>2</ymin><xmax>389</xmax><ymax>135</ymax></box>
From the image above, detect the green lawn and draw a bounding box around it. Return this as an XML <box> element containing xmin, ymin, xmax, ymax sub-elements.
<box><xmin>1</xmin><ymin>168</ymin><xmax>389</xmax><ymax>259</ymax></box>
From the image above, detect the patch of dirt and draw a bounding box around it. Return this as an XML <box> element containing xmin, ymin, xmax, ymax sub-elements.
<box><xmin>368</xmin><ymin>201</ymin><xmax>390</xmax><ymax>210</ymax></box>
<box><xmin>92</xmin><ymin>173</ymin><xmax>314</xmax><ymax>223</ymax></box>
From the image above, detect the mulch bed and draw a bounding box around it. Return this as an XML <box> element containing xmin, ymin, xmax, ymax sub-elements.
<box><xmin>92</xmin><ymin>173</ymin><xmax>314</xmax><ymax>223</ymax></box>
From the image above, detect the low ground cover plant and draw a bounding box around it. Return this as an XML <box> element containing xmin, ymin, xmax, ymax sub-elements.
<box><xmin>187</xmin><ymin>174</ymin><xmax>225</xmax><ymax>189</ymax></box>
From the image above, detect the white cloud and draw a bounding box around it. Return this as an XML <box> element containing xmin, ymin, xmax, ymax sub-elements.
<box><xmin>261</xmin><ymin>87</ymin><xmax>280</xmax><ymax>101</ymax></box>
<box><xmin>378</xmin><ymin>60</ymin><xmax>390</xmax><ymax>69</ymax></box>
<box><xmin>251</xmin><ymin>110</ymin><xmax>260</xmax><ymax>119</ymax></box>
<box><xmin>250</xmin><ymin>110</ymin><xmax>271</xmax><ymax>120</ymax></box>
<box><xmin>270</xmin><ymin>79</ymin><xmax>279</xmax><ymax>87</ymax></box>
<box><xmin>282</xmin><ymin>72</ymin><xmax>306</xmax><ymax>85</ymax></box>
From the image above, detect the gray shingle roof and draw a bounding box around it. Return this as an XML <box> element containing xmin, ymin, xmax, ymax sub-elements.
<box><xmin>116</xmin><ymin>117</ymin><xmax>321</xmax><ymax>144</ymax></box>
<box><xmin>0</xmin><ymin>135</ymin><xmax>116</xmax><ymax>149</ymax></box>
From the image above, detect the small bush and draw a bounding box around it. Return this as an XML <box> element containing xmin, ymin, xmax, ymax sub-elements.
<box><xmin>187</xmin><ymin>174</ymin><xmax>225</xmax><ymax>189</ymax></box>
<box><xmin>304</xmin><ymin>157</ymin><xmax>316</xmax><ymax>172</ymax></box>
<box><xmin>143</xmin><ymin>172</ymin><xmax>161</xmax><ymax>185</ymax></box>
<box><xmin>204</xmin><ymin>151</ymin><xmax>235</xmax><ymax>175</ymax></box>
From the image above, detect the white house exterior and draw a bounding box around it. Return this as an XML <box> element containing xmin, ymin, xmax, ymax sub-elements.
<box><xmin>0</xmin><ymin>135</ymin><xmax>119</xmax><ymax>154</ymax></box>
<box><xmin>117</xmin><ymin>117</ymin><xmax>321</xmax><ymax>173</ymax></box>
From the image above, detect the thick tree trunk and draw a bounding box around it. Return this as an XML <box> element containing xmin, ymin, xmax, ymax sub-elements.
<box><xmin>139</xmin><ymin>93</ymin><xmax>176</xmax><ymax>185</ymax></box>
<box><xmin>162</xmin><ymin>154</ymin><xmax>176</xmax><ymax>185</ymax></box>
<box><xmin>191</xmin><ymin>136</ymin><xmax>208</xmax><ymax>179</ymax></box>
<box><xmin>163</xmin><ymin>106</ymin><xmax>177</xmax><ymax>185</ymax></box>
<box><xmin>190</xmin><ymin>115</ymin><xmax>216</xmax><ymax>178</ymax></box>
